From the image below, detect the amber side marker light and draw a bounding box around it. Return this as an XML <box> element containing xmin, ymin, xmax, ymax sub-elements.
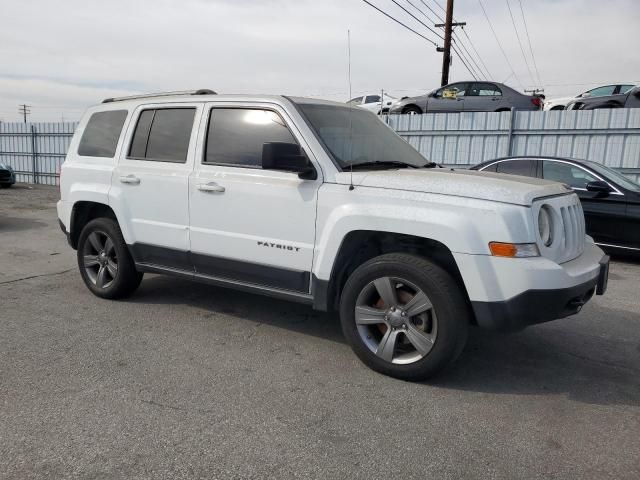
<box><xmin>489</xmin><ymin>242</ymin><xmax>539</xmax><ymax>258</ymax></box>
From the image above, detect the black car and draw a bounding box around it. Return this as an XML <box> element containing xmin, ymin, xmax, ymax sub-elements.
<box><xmin>566</xmin><ymin>85</ymin><xmax>640</xmax><ymax>110</ymax></box>
<box><xmin>471</xmin><ymin>156</ymin><xmax>640</xmax><ymax>252</ymax></box>
<box><xmin>0</xmin><ymin>163</ymin><xmax>16</xmax><ymax>188</ymax></box>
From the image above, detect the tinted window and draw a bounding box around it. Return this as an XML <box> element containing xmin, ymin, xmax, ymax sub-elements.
<box><xmin>469</xmin><ymin>82</ymin><xmax>502</xmax><ymax>96</ymax></box>
<box><xmin>364</xmin><ymin>95</ymin><xmax>381</xmax><ymax>103</ymax></box>
<box><xmin>480</xmin><ymin>163</ymin><xmax>498</xmax><ymax>172</ymax></box>
<box><xmin>620</xmin><ymin>84</ymin><xmax>636</xmax><ymax>94</ymax></box>
<box><xmin>436</xmin><ymin>82</ymin><xmax>468</xmax><ymax>98</ymax></box>
<box><xmin>78</xmin><ymin>110</ymin><xmax>128</xmax><ymax>158</ymax></box>
<box><xmin>543</xmin><ymin>161</ymin><xmax>597</xmax><ymax>189</ymax></box>
<box><xmin>205</xmin><ymin>109</ymin><xmax>297</xmax><ymax>168</ymax></box>
<box><xmin>128</xmin><ymin>108</ymin><xmax>195</xmax><ymax>162</ymax></box>
<box><xmin>584</xmin><ymin>85</ymin><xmax>616</xmax><ymax>97</ymax></box>
<box><xmin>496</xmin><ymin>160</ymin><xmax>535</xmax><ymax>177</ymax></box>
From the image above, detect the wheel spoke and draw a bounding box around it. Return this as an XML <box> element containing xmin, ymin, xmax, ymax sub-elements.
<box><xmin>405</xmin><ymin>324</ymin><xmax>434</xmax><ymax>356</ymax></box>
<box><xmin>355</xmin><ymin>305</ymin><xmax>387</xmax><ymax>325</ymax></box>
<box><xmin>104</xmin><ymin>237</ymin><xmax>114</xmax><ymax>255</ymax></box>
<box><xmin>83</xmin><ymin>255</ymin><xmax>100</xmax><ymax>268</ymax></box>
<box><xmin>106</xmin><ymin>259</ymin><xmax>118</xmax><ymax>278</ymax></box>
<box><xmin>404</xmin><ymin>290</ymin><xmax>432</xmax><ymax>317</ymax></box>
<box><xmin>373</xmin><ymin>277</ymin><xmax>398</xmax><ymax>308</ymax></box>
<box><xmin>96</xmin><ymin>265</ymin><xmax>107</xmax><ymax>288</ymax></box>
<box><xmin>88</xmin><ymin>232</ymin><xmax>103</xmax><ymax>253</ymax></box>
<box><xmin>376</xmin><ymin>328</ymin><xmax>400</xmax><ymax>362</ymax></box>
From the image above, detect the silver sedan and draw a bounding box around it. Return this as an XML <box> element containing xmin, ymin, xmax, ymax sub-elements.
<box><xmin>389</xmin><ymin>81</ymin><xmax>542</xmax><ymax>114</ymax></box>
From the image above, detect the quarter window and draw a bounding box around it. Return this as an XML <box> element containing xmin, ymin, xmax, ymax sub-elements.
<box><xmin>364</xmin><ymin>95</ymin><xmax>381</xmax><ymax>103</ymax></box>
<box><xmin>347</xmin><ymin>97</ymin><xmax>363</xmax><ymax>105</ymax></box>
<box><xmin>78</xmin><ymin>110</ymin><xmax>128</xmax><ymax>158</ymax></box>
<box><xmin>204</xmin><ymin>108</ymin><xmax>298</xmax><ymax>168</ymax></box>
<box><xmin>542</xmin><ymin>161</ymin><xmax>597</xmax><ymax>189</ymax></box>
<box><xmin>128</xmin><ymin>108</ymin><xmax>195</xmax><ymax>163</ymax></box>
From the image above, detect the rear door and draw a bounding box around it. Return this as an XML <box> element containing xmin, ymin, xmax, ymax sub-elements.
<box><xmin>188</xmin><ymin>103</ymin><xmax>321</xmax><ymax>293</ymax></box>
<box><xmin>111</xmin><ymin>104</ymin><xmax>202</xmax><ymax>269</ymax></box>
<box><xmin>464</xmin><ymin>82</ymin><xmax>504</xmax><ymax>111</ymax></box>
<box><xmin>541</xmin><ymin>160</ymin><xmax>627</xmax><ymax>245</ymax></box>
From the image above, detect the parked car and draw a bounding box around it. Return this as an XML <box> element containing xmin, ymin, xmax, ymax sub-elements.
<box><xmin>566</xmin><ymin>85</ymin><xmax>640</xmax><ymax>110</ymax></box>
<box><xmin>544</xmin><ymin>84</ymin><xmax>636</xmax><ymax>111</ymax></box>
<box><xmin>0</xmin><ymin>163</ymin><xmax>16</xmax><ymax>188</ymax></box>
<box><xmin>471</xmin><ymin>156</ymin><xmax>640</xmax><ymax>252</ymax></box>
<box><xmin>389</xmin><ymin>81</ymin><xmax>542</xmax><ymax>114</ymax></box>
<box><xmin>58</xmin><ymin>91</ymin><xmax>608</xmax><ymax>380</ymax></box>
<box><xmin>347</xmin><ymin>93</ymin><xmax>396</xmax><ymax>114</ymax></box>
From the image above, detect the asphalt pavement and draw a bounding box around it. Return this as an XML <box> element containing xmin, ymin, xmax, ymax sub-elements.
<box><xmin>1</xmin><ymin>184</ymin><xmax>639</xmax><ymax>479</ymax></box>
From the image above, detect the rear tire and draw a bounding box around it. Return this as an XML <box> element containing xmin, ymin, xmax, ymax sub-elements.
<box><xmin>339</xmin><ymin>253</ymin><xmax>469</xmax><ymax>381</ymax></box>
<box><xmin>77</xmin><ymin>217</ymin><xmax>143</xmax><ymax>299</ymax></box>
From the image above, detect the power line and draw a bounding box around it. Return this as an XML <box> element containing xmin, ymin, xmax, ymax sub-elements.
<box><xmin>477</xmin><ymin>0</ymin><xmax>524</xmax><ymax>89</ymax></box>
<box><xmin>404</xmin><ymin>0</ymin><xmax>481</xmax><ymax>79</ymax></box>
<box><xmin>362</xmin><ymin>0</ymin><xmax>440</xmax><ymax>47</ymax></box>
<box><xmin>452</xmin><ymin>33</ymin><xmax>486</xmax><ymax>79</ymax></box>
<box><xmin>389</xmin><ymin>0</ymin><xmax>444</xmax><ymax>41</ymax></box>
<box><xmin>505</xmin><ymin>0</ymin><xmax>535</xmax><ymax>87</ymax></box>
<box><xmin>418</xmin><ymin>0</ymin><xmax>444</xmax><ymax>21</ymax></box>
<box><xmin>459</xmin><ymin>27</ymin><xmax>493</xmax><ymax>79</ymax></box>
<box><xmin>517</xmin><ymin>0</ymin><xmax>543</xmax><ymax>88</ymax></box>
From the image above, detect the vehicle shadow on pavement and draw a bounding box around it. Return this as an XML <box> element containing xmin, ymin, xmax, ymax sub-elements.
<box><xmin>434</xmin><ymin>316</ymin><xmax>640</xmax><ymax>406</ymax></box>
<box><xmin>129</xmin><ymin>275</ymin><xmax>640</xmax><ymax>406</ymax></box>
<box><xmin>127</xmin><ymin>274</ymin><xmax>345</xmax><ymax>344</ymax></box>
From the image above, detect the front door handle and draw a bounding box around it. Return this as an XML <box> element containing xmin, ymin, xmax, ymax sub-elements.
<box><xmin>198</xmin><ymin>182</ymin><xmax>225</xmax><ymax>193</ymax></box>
<box><xmin>119</xmin><ymin>174</ymin><xmax>140</xmax><ymax>185</ymax></box>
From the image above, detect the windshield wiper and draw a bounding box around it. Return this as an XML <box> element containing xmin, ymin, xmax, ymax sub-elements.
<box><xmin>348</xmin><ymin>161</ymin><xmax>419</xmax><ymax>170</ymax></box>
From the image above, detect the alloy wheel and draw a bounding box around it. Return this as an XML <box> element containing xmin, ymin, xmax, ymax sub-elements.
<box><xmin>355</xmin><ymin>276</ymin><xmax>437</xmax><ymax>365</ymax></box>
<box><xmin>82</xmin><ymin>231</ymin><xmax>118</xmax><ymax>289</ymax></box>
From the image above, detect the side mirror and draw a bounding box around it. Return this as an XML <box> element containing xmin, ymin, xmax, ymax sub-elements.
<box><xmin>586</xmin><ymin>180</ymin><xmax>612</xmax><ymax>195</ymax></box>
<box><xmin>262</xmin><ymin>142</ymin><xmax>317</xmax><ymax>180</ymax></box>
<box><xmin>633</xmin><ymin>88</ymin><xmax>640</xmax><ymax>98</ymax></box>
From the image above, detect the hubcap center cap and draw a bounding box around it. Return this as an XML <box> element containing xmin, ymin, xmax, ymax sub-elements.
<box><xmin>387</xmin><ymin>308</ymin><xmax>405</xmax><ymax>328</ymax></box>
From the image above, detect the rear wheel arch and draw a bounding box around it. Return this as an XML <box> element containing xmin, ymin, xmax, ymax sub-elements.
<box><xmin>69</xmin><ymin>201</ymin><xmax>118</xmax><ymax>249</ymax></box>
<box><xmin>402</xmin><ymin>104</ymin><xmax>422</xmax><ymax>114</ymax></box>
<box><xmin>317</xmin><ymin>230</ymin><xmax>471</xmax><ymax>315</ymax></box>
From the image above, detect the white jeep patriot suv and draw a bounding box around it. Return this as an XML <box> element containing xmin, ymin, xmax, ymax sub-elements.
<box><xmin>58</xmin><ymin>90</ymin><xmax>609</xmax><ymax>380</ymax></box>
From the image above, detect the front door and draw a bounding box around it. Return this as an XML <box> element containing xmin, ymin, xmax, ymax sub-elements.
<box><xmin>426</xmin><ymin>82</ymin><xmax>468</xmax><ymax>113</ymax></box>
<box><xmin>188</xmin><ymin>104</ymin><xmax>321</xmax><ymax>293</ymax></box>
<box><xmin>541</xmin><ymin>160</ymin><xmax>628</xmax><ymax>246</ymax></box>
<box><xmin>112</xmin><ymin>104</ymin><xmax>201</xmax><ymax>269</ymax></box>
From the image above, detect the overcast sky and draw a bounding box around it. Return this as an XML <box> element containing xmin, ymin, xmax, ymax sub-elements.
<box><xmin>1</xmin><ymin>0</ymin><xmax>638</xmax><ymax>122</ymax></box>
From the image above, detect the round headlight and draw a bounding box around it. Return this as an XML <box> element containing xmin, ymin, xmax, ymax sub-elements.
<box><xmin>538</xmin><ymin>205</ymin><xmax>553</xmax><ymax>246</ymax></box>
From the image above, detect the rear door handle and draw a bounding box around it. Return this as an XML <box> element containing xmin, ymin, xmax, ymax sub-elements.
<box><xmin>119</xmin><ymin>174</ymin><xmax>140</xmax><ymax>185</ymax></box>
<box><xmin>198</xmin><ymin>182</ymin><xmax>225</xmax><ymax>193</ymax></box>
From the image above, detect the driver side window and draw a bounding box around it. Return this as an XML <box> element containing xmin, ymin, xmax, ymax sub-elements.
<box><xmin>436</xmin><ymin>83</ymin><xmax>468</xmax><ymax>98</ymax></box>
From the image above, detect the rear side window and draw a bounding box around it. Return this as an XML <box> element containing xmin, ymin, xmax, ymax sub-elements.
<box><xmin>480</xmin><ymin>163</ymin><xmax>498</xmax><ymax>172</ymax></box>
<box><xmin>204</xmin><ymin>108</ymin><xmax>297</xmax><ymax>168</ymax></box>
<box><xmin>365</xmin><ymin>95</ymin><xmax>381</xmax><ymax>103</ymax></box>
<box><xmin>496</xmin><ymin>160</ymin><xmax>536</xmax><ymax>177</ymax></box>
<box><xmin>78</xmin><ymin>110</ymin><xmax>128</xmax><ymax>158</ymax></box>
<box><xmin>128</xmin><ymin>108</ymin><xmax>195</xmax><ymax>163</ymax></box>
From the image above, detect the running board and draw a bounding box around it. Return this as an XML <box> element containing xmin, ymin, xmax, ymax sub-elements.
<box><xmin>135</xmin><ymin>262</ymin><xmax>314</xmax><ymax>305</ymax></box>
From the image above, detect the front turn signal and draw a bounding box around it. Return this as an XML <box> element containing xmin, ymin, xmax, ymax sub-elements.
<box><xmin>489</xmin><ymin>242</ymin><xmax>539</xmax><ymax>258</ymax></box>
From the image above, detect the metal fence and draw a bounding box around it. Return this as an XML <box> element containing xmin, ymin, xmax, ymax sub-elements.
<box><xmin>387</xmin><ymin>108</ymin><xmax>640</xmax><ymax>182</ymax></box>
<box><xmin>1</xmin><ymin>109</ymin><xmax>640</xmax><ymax>185</ymax></box>
<box><xmin>0</xmin><ymin>122</ymin><xmax>77</xmax><ymax>185</ymax></box>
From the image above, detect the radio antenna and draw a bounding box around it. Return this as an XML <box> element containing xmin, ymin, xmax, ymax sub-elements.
<box><xmin>347</xmin><ymin>29</ymin><xmax>354</xmax><ymax>191</ymax></box>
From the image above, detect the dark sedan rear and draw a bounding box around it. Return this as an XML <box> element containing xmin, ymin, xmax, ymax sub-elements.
<box><xmin>566</xmin><ymin>85</ymin><xmax>640</xmax><ymax>110</ymax></box>
<box><xmin>471</xmin><ymin>156</ymin><xmax>640</xmax><ymax>253</ymax></box>
<box><xmin>0</xmin><ymin>163</ymin><xmax>16</xmax><ymax>188</ymax></box>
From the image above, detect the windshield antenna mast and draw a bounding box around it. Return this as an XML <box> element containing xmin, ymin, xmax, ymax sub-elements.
<box><xmin>347</xmin><ymin>29</ymin><xmax>354</xmax><ymax>191</ymax></box>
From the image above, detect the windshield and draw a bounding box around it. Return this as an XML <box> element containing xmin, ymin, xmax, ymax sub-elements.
<box><xmin>298</xmin><ymin>104</ymin><xmax>427</xmax><ymax>170</ymax></box>
<box><xmin>585</xmin><ymin>161</ymin><xmax>640</xmax><ymax>192</ymax></box>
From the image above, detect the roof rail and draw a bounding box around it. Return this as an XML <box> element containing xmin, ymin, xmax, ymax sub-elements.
<box><xmin>102</xmin><ymin>89</ymin><xmax>217</xmax><ymax>103</ymax></box>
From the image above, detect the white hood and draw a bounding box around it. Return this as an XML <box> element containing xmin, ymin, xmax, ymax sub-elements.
<box><xmin>335</xmin><ymin>168</ymin><xmax>572</xmax><ymax>206</ymax></box>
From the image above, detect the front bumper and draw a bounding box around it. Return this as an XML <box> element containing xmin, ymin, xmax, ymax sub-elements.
<box><xmin>455</xmin><ymin>241</ymin><xmax>608</xmax><ymax>332</ymax></box>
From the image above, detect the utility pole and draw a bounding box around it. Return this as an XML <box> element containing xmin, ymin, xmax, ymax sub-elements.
<box><xmin>18</xmin><ymin>104</ymin><xmax>31</xmax><ymax>123</ymax></box>
<box><xmin>435</xmin><ymin>0</ymin><xmax>466</xmax><ymax>86</ymax></box>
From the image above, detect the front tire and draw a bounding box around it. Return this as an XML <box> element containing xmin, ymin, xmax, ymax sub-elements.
<box><xmin>339</xmin><ymin>253</ymin><xmax>469</xmax><ymax>381</ymax></box>
<box><xmin>77</xmin><ymin>217</ymin><xmax>143</xmax><ymax>299</ymax></box>
<box><xmin>402</xmin><ymin>105</ymin><xmax>422</xmax><ymax>115</ymax></box>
